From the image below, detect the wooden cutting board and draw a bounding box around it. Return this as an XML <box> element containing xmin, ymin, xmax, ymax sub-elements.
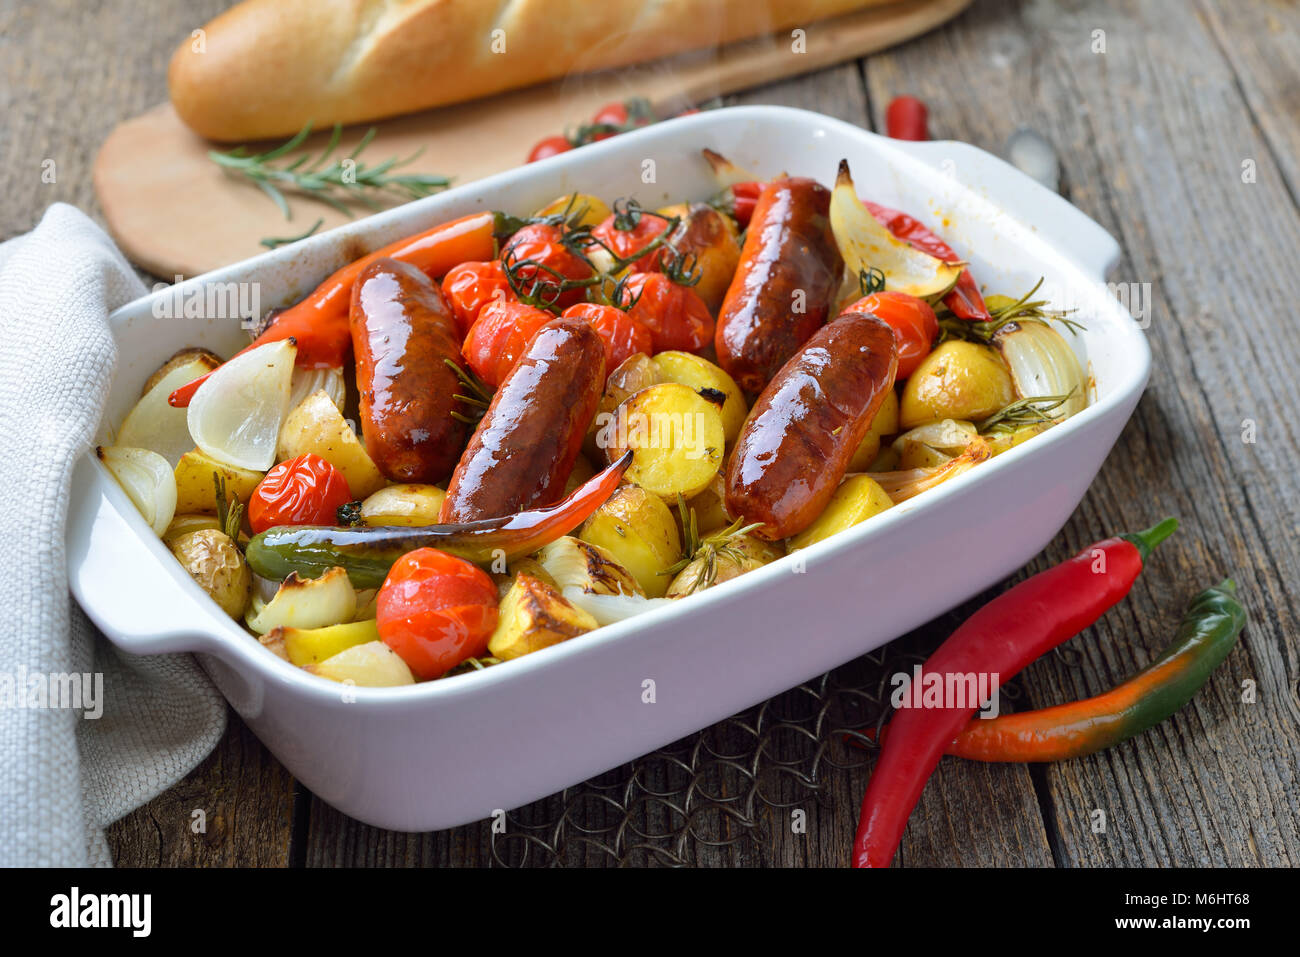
<box><xmin>95</xmin><ymin>0</ymin><xmax>970</xmax><ymax>278</ymax></box>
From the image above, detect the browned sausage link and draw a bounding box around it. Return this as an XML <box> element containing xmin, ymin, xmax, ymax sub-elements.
<box><xmin>350</xmin><ymin>257</ymin><xmax>467</xmax><ymax>484</ymax></box>
<box><xmin>440</xmin><ymin>316</ymin><xmax>605</xmax><ymax>523</ymax></box>
<box><xmin>725</xmin><ymin>313</ymin><xmax>898</xmax><ymax>540</ymax></box>
<box><xmin>715</xmin><ymin>177</ymin><xmax>842</xmax><ymax>394</ymax></box>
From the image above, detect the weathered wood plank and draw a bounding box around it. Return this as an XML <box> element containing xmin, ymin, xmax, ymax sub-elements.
<box><xmin>866</xmin><ymin>0</ymin><xmax>1300</xmax><ymax>866</ymax></box>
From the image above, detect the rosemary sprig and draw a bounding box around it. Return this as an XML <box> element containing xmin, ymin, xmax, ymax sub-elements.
<box><xmin>260</xmin><ymin>218</ymin><xmax>324</xmax><ymax>249</ymax></box>
<box><xmin>213</xmin><ymin>473</ymin><xmax>245</xmax><ymax>544</ymax></box>
<box><xmin>939</xmin><ymin>277</ymin><xmax>1085</xmax><ymax>344</ymax></box>
<box><xmin>662</xmin><ymin>504</ymin><xmax>764</xmax><ymax>595</ymax></box>
<box><xmin>210</xmin><ymin>123</ymin><xmax>451</xmax><ymax>220</ymax></box>
<box><xmin>446</xmin><ymin>358</ymin><xmax>494</xmax><ymax>426</ymax></box>
<box><xmin>976</xmin><ymin>391</ymin><xmax>1075</xmax><ymax>435</ymax></box>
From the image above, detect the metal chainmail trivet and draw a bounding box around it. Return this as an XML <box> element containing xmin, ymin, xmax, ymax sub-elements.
<box><xmin>489</xmin><ymin>621</ymin><xmax>1029</xmax><ymax>867</ymax></box>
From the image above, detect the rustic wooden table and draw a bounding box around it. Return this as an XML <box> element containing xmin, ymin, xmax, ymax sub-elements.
<box><xmin>6</xmin><ymin>0</ymin><xmax>1298</xmax><ymax>867</ymax></box>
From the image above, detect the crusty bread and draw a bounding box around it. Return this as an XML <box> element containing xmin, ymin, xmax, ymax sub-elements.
<box><xmin>169</xmin><ymin>0</ymin><xmax>893</xmax><ymax>141</ymax></box>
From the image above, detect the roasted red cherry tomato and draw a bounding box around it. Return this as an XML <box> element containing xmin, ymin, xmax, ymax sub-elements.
<box><xmin>376</xmin><ymin>548</ymin><xmax>499</xmax><ymax>679</ymax></box>
<box><xmin>590</xmin><ymin>211</ymin><xmax>670</xmax><ymax>272</ymax></box>
<box><xmin>501</xmin><ymin>223</ymin><xmax>592</xmax><ymax>308</ymax></box>
<box><xmin>527</xmin><ymin>135</ymin><xmax>573</xmax><ymax>163</ymax></box>
<box><xmin>590</xmin><ymin>101</ymin><xmax>628</xmax><ymax>139</ymax></box>
<box><xmin>842</xmin><ymin>290</ymin><xmax>939</xmax><ymax>379</ymax></box>
<box><xmin>562</xmin><ymin>302</ymin><xmax>653</xmax><ymax>372</ymax></box>
<box><xmin>619</xmin><ymin>272</ymin><xmax>715</xmax><ymax>353</ymax></box>
<box><xmin>885</xmin><ymin>96</ymin><xmax>929</xmax><ymax>141</ymax></box>
<box><xmin>248</xmin><ymin>453</ymin><xmax>352</xmax><ymax>534</ymax></box>
<box><xmin>462</xmin><ymin>298</ymin><xmax>556</xmax><ymax>387</ymax></box>
<box><xmin>442</xmin><ymin>260</ymin><xmax>511</xmax><ymax>337</ymax></box>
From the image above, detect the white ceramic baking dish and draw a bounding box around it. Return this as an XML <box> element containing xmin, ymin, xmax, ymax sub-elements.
<box><xmin>68</xmin><ymin>106</ymin><xmax>1148</xmax><ymax>831</ymax></box>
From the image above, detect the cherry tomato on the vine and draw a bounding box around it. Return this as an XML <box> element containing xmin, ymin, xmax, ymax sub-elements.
<box><xmin>562</xmin><ymin>302</ymin><xmax>653</xmax><ymax>372</ymax></box>
<box><xmin>501</xmin><ymin>223</ymin><xmax>592</xmax><ymax>308</ymax></box>
<box><xmin>618</xmin><ymin>272</ymin><xmax>715</xmax><ymax>353</ymax></box>
<box><xmin>842</xmin><ymin>290</ymin><xmax>939</xmax><ymax>379</ymax></box>
<box><xmin>462</xmin><ymin>298</ymin><xmax>556</xmax><ymax>387</ymax></box>
<box><xmin>248</xmin><ymin>453</ymin><xmax>352</xmax><ymax>533</ymax></box>
<box><xmin>590</xmin><ymin>211</ymin><xmax>670</xmax><ymax>272</ymax></box>
<box><xmin>527</xmin><ymin>135</ymin><xmax>573</xmax><ymax>163</ymax></box>
<box><xmin>376</xmin><ymin>548</ymin><xmax>499</xmax><ymax>680</ymax></box>
<box><xmin>442</xmin><ymin>260</ymin><xmax>511</xmax><ymax>337</ymax></box>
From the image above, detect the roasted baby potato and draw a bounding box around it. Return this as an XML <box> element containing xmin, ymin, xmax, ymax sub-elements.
<box><xmin>173</xmin><ymin>448</ymin><xmax>263</xmax><ymax>514</ymax></box>
<box><xmin>847</xmin><ymin>388</ymin><xmax>900</xmax><ymax>472</ymax></box>
<box><xmin>278</xmin><ymin>389</ymin><xmax>387</xmax><ymax>499</ymax></box>
<box><xmin>585</xmin><ymin>353</ymin><xmax>663</xmax><ymax>462</ymax></box>
<box><xmin>680</xmin><ymin>472</ymin><xmax>734</xmax><ymax>536</ymax></box>
<box><xmin>666</xmin><ymin>532</ymin><xmax>783</xmax><ymax>597</ymax></box>
<box><xmin>899</xmin><ymin>341</ymin><xmax>1014</xmax><ymax>428</ymax></box>
<box><xmin>892</xmin><ymin>419</ymin><xmax>979</xmax><ymax>470</ymax></box>
<box><xmin>359</xmin><ymin>484</ymin><xmax>445</xmax><ymax>526</ymax></box>
<box><xmin>602</xmin><ymin>383</ymin><xmax>725</xmax><ymax>500</ymax></box>
<box><xmin>580</xmin><ymin>485</ymin><xmax>681</xmax><ymax>598</ymax></box>
<box><xmin>307</xmin><ymin>640</ymin><xmax>415</xmax><ymax>686</ymax></box>
<box><xmin>651</xmin><ymin>351</ymin><xmax>748</xmax><ymax>444</ymax></box>
<box><xmin>487</xmin><ymin>573</ymin><xmax>599</xmax><ymax>661</ymax></box>
<box><xmin>788</xmin><ymin>475</ymin><xmax>893</xmax><ymax>551</ymax></box>
<box><xmin>536</xmin><ymin>536</ymin><xmax>644</xmax><ymax>597</ymax></box>
<box><xmin>656</xmin><ymin>202</ymin><xmax>741</xmax><ymax>313</ymax></box>
<box><xmin>170</xmin><ymin>528</ymin><xmax>252</xmax><ymax>619</ymax></box>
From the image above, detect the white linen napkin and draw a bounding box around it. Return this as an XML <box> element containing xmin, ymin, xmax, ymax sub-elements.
<box><xmin>0</xmin><ymin>204</ymin><xmax>226</xmax><ymax>867</ymax></box>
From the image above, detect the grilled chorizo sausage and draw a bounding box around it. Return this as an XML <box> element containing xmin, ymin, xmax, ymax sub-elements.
<box><xmin>715</xmin><ymin>177</ymin><xmax>842</xmax><ymax>394</ymax></box>
<box><xmin>440</xmin><ymin>316</ymin><xmax>605</xmax><ymax>523</ymax></box>
<box><xmin>725</xmin><ymin>313</ymin><xmax>898</xmax><ymax>540</ymax></box>
<box><xmin>350</xmin><ymin>257</ymin><xmax>467</xmax><ymax>484</ymax></box>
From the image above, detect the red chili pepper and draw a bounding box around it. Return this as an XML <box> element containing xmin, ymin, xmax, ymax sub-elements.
<box><xmin>862</xmin><ymin>200</ymin><xmax>990</xmax><ymax>321</ymax></box>
<box><xmin>885</xmin><ymin>96</ymin><xmax>929</xmax><ymax>141</ymax></box>
<box><xmin>852</xmin><ymin>518</ymin><xmax>1178</xmax><ymax>868</ymax></box>
<box><xmin>729</xmin><ymin>181</ymin><xmax>762</xmax><ymax>229</ymax></box>
<box><xmin>169</xmin><ymin>211</ymin><xmax>500</xmax><ymax>407</ymax></box>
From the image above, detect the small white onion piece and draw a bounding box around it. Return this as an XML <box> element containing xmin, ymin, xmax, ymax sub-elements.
<box><xmin>287</xmin><ymin>365</ymin><xmax>346</xmax><ymax>414</ymax></box>
<box><xmin>188</xmin><ymin>339</ymin><xmax>296</xmax><ymax>471</ymax></box>
<box><xmin>97</xmin><ymin>445</ymin><xmax>177</xmax><ymax>536</ymax></box>
<box><xmin>993</xmin><ymin>322</ymin><xmax>1088</xmax><ymax>420</ymax></box>
<box><xmin>561</xmin><ymin>587</ymin><xmax>676</xmax><ymax>627</ymax></box>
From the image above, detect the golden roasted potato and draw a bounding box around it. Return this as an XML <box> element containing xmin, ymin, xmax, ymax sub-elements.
<box><xmin>603</xmin><ymin>383</ymin><xmax>725</xmax><ymax>500</ymax></box>
<box><xmin>359</xmin><ymin>484</ymin><xmax>445</xmax><ymax>526</ymax></box>
<box><xmin>163</xmin><ymin>513</ymin><xmax>221</xmax><ymax>545</ymax></box>
<box><xmin>532</xmin><ymin>192</ymin><xmax>612</xmax><ymax>229</ymax></box>
<box><xmin>536</xmin><ymin>536</ymin><xmax>644</xmax><ymax>597</ymax></box>
<box><xmin>892</xmin><ymin>419</ymin><xmax>979</xmax><ymax>470</ymax></box>
<box><xmin>269</xmin><ymin>619</ymin><xmax>380</xmax><ymax>667</ymax></box>
<box><xmin>656</xmin><ymin>202</ymin><xmax>741</xmax><ymax>313</ymax></box>
<box><xmin>580</xmin><ymin>485</ymin><xmax>681</xmax><ymax>598</ymax></box>
<box><xmin>307</xmin><ymin>640</ymin><xmax>415</xmax><ymax>686</ymax></box>
<box><xmin>666</xmin><ymin>532</ymin><xmax>782</xmax><ymax>597</ymax></box>
<box><xmin>651</xmin><ymin>351</ymin><xmax>748</xmax><ymax>444</ymax></box>
<box><xmin>170</xmin><ymin>528</ymin><xmax>252</xmax><ymax>619</ymax></box>
<box><xmin>491</xmin><ymin>557</ymin><xmax>557</xmax><ymax>599</ymax></box>
<box><xmin>900</xmin><ymin>341</ymin><xmax>1014</xmax><ymax>429</ymax></box>
<box><xmin>173</xmin><ymin>448</ymin><xmax>263</xmax><ymax>515</ymax></box>
<box><xmin>488</xmin><ymin>573</ymin><xmax>599</xmax><ymax>661</ymax></box>
<box><xmin>788</xmin><ymin>475</ymin><xmax>893</xmax><ymax>551</ymax></box>
<box><xmin>278</xmin><ymin>389</ymin><xmax>386</xmax><ymax>499</ymax></box>
<box><xmin>585</xmin><ymin>353</ymin><xmax>663</xmax><ymax>462</ymax></box>
<box><xmin>847</xmin><ymin>388</ymin><xmax>900</xmax><ymax>472</ymax></box>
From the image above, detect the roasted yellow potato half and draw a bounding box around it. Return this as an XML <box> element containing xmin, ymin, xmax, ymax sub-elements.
<box><xmin>900</xmin><ymin>341</ymin><xmax>1015</xmax><ymax>428</ymax></box>
<box><xmin>488</xmin><ymin>573</ymin><xmax>599</xmax><ymax>661</ymax></box>
<box><xmin>580</xmin><ymin>485</ymin><xmax>681</xmax><ymax>598</ymax></box>
<box><xmin>359</xmin><ymin>484</ymin><xmax>445</xmax><ymax>526</ymax></box>
<box><xmin>278</xmin><ymin>389</ymin><xmax>386</xmax><ymax>499</ymax></box>
<box><xmin>788</xmin><ymin>475</ymin><xmax>893</xmax><ymax>551</ymax></box>
<box><xmin>173</xmin><ymin>448</ymin><xmax>263</xmax><ymax>514</ymax></box>
<box><xmin>847</xmin><ymin>388</ymin><xmax>900</xmax><ymax>472</ymax></box>
<box><xmin>603</xmin><ymin>383</ymin><xmax>726</xmax><ymax>500</ymax></box>
<box><xmin>650</xmin><ymin>351</ymin><xmax>748</xmax><ymax>445</ymax></box>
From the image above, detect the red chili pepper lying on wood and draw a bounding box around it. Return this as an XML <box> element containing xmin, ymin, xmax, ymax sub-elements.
<box><xmin>169</xmin><ymin>211</ymin><xmax>501</xmax><ymax>407</ymax></box>
<box><xmin>852</xmin><ymin>517</ymin><xmax>1178</xmax><ymax>868</ymax></box>
<box><xmin>863</xmin><ymin>201</ymin><xmax>990</xmax><ymax>321</ymax></box>
<box><xmin>945</xmin><ymin>579</ymin><xmax>1245</xmax><ymax>761</ymax></box>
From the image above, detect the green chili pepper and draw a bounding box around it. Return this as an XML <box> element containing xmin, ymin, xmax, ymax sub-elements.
<box><xmin>946</xmin><ymin>579</ymin><xmax>1246</xmax><ymax>761</ymax></box>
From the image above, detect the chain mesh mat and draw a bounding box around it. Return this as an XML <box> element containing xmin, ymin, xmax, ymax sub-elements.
<box><xmin>488</xmin><ymin>627</ymin><xmax>1031</xmax><ymax>867</ymax></box>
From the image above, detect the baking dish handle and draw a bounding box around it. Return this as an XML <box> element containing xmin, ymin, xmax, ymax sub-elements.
<box><xmin>67</xmin><ymin>454</ymin><xmax>231</xmax><ymax>656</ymax></box>
<box><xmin>890</xmin><ymin>138</ymin><xmax>1123</xmax><ymax>280</ymax></box>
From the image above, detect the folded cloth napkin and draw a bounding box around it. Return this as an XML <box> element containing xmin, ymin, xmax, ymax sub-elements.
<box><xmin>0</xmin><ymin>205</ymin><xmax>226</xmax><ymax>867</ymax></box>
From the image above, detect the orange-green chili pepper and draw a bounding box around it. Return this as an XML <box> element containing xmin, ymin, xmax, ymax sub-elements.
<box><xmin>945</xmin><ymin>579</ymin><xmax>1245</xmax><ymax>761</ymax></box>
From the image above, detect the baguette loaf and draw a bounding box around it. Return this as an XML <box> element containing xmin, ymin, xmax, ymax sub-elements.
<box><xmin>169</xmin><ymin>0</ymin><xmax>893</xmax><ymax>141</ymax></box>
